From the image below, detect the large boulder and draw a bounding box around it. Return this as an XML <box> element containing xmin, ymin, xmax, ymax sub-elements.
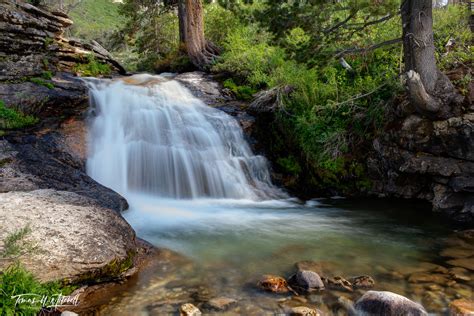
<box><xmin>0</xmin><ymin>189</ymin><xmax>137</xmax><ymax>283</ymax></box>
<box><xmin>354</xmin><ymin>291</ymin><xmax>427</xmax><ymax>316</ymax></box>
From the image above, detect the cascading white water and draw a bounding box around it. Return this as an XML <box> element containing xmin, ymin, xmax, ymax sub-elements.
<box><xmin>86</xmin><ymin>74</ymin><xmax>283</xmax><ymax>200</ymax></box>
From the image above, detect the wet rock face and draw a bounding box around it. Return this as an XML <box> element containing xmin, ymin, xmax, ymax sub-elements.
<box><xmin>369</xmin><ymin>98</ymin><xmax>474</xmax><ymax>224</ymax></box>
<box><xmin>354</xmin><ymin>291</ymin><xmax>428</xmax><ymax>316</ymax></box>
<box><xmin>0</xmin><ymin>132</ymin><xmax>128</xmax><ymax>211</ymax></box>
<box><xmin>0</xmin><ymin>189</ymin><xmax>136</xmax><ymax>283</ymax></box>
<box><xmin>0</xmin><ymin>72</ymin><xmax>88</xmax><ymax>119</ymax></box>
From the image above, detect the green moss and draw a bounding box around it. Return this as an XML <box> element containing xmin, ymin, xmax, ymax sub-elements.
<box><xmin>73</xmin><ymin>55</ymin><xmax>111</xmax><ymax>77</ymax></box>
<box><xmin>0</xmin><ymin>157</ymin><xmax>13</xmax><ymax>167</ymax></box>
<box><xmin>66</xmin><ymin>250</ymin><xmax>135</xmax><ymax>285</ymax></box>
<box><xmin>0</xmin><ymin>100</ymin><xmax>38</xmax><ymax>130</ymax></box>
<box><xmin>41</xmin><ymin>71</ymin><xmax>53</xmax><ymax>80</ymax></box>
<box><xmin>29</xmin><ymin>77</ymin><xmax>54</xmax><ymax>89</ymax></box>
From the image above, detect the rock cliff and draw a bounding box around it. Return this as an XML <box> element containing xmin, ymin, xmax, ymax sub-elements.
<box><xmin>368</xmin><ymin>66</ymin><xmax>473</xmax><ymax>224</ymax></box>
<box><xmin>0</xmin><ymin>0</ymin><xmax>140</xmax><ymax>286</ymax></box>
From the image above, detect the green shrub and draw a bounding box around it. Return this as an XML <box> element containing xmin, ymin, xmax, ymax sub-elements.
<box><xmin>212</xmin><ymin>25</ymin><xmax>286</xmax><ymax>87</ymax></box>
<box><xmin>73</xmin><ymin>55</ymin><xmax>111</xmax><ymax>77</ymax></box>
<box><xmin>0</xmin><ymin>263</ymin><xmax>75</xmax><ymax>316</ymax></box>
<box><xmin>277</xmin><ymin>156</ymin><xmax>302</xmax><ymax>175</ymax></box>
<box><xmin>0</xmin><ymin>100</ymin><xmax>38</xmax><ymax>130</ymax></box>
<box><xmin>223</xmin><ymin>79</ymin><xmax>257</xmax><ymax>101</ymax></box>
<box><xmin>205</xmin><ymin>4</ymin><xmax>242</xmax><ymax>47</ymax></box>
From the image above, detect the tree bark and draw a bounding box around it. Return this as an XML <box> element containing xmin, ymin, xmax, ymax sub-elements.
<box><xmin>178</xmin><ymin>0</ymin><xmax>187</xmax><ymax>45</ymax></box>
<box><xmin>181</xmin><ymin>0</ymin><xmax>219</xmax><ymax>69</ymax></box>
<box><xmin>401</xmin><ymin>0</ymin><xmax>461</xmax><ymax>117</ymax></box>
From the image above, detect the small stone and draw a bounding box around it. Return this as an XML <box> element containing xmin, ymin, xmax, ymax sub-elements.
<box><xmin>257</xmin><ymin>275</ymin><xmax>290</xmax><ymax>293</ymax></box>
<box><xmin>323</xmin><ymin>276</ymin><xmax>352</xmax><ymax>292</ymax></box>
<box><xmin>449</xmin><ymin>267</ymin><xmax>471</xmax><ymax>282</ymax></box>
<box><xmin>205</xmin><ymin>297</ymin><xmax>237</xmax><ymax>311</ymax></box>
<box><xmin>61</xmin><ymin>312</ymin><xmax>79</xmax><ymax>316</ymax></box>
<box><xmin>450</xmin><ymin>299</ymin><xmax>474</xmax><ymax>315</ymax></box>
<box><xmin>350</xmin><ymin>275</ymin><xmax>375</xmax><ymax>289</ymax></box>
<box><xmin>289</xmin><ymin>306</ymin><xmax>320</xmax><ymax>316</ymax></box>
<box><xmin>355</xmin><ymin>291</ymin><xmax>427</xmax><ymax>316</ymax></box>
<box><xmin>180</xmin><ymin>303</ymin><xmax>201</xmax><ymax>316</ymax></box>
<box><xmin>288</xmin><ymin>270</ymin><xmax>325</xmax><ymax>293</ymax></box>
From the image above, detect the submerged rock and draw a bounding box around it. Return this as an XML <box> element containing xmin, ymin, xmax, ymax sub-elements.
<box><xmin>447</xmin><ymin>257</ymin><xmax>474</xmax><ymax>271</ymax></box>
<box><xmin>350</xmin><ymin>275</ymin><xmax>375</xmax><ymax>289</ymax></box>
<box><xmin>257</xmin><ymin>275</ymin><xmax>290</xmax><ymax>293</ymax></box>
<box><xmin>354</xmin><ymin>291</ymin><xmax>427</xmax><ymax>316</ymax></box>
<box><xmin>323</xmin><ymin>276</ymin><xmax>353</xmax><ymax>292</ymax></box>
<box><xmin>288</xmin><ymin>270</ymin><xmax>325</xmax><ymax>293</ymax></box>
<box><xmin>204</xmin><ymin>297</ymin><xmax>237</xmax><ymax>311</ymax></box>
<box><xmin>180</xmin><ymin>303</ymin><xmax>201</xmax><ymax>316</ymax></box>
<box><xmin>407</xmin><ymin>272</ymin><xmax>449</xmax><ymax>284</ymax></box>
<box><xmin>289</xmin><ymin>306</ymin><xmax>320</xmax><ymax>316</ymax></box>
<box><xmin>449</xmin><ymin>299</ymin><xmax>474</xmax><ymax>315</ymax></box>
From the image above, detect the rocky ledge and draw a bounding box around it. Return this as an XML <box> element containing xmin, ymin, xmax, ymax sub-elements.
<box><xmin>368</xmin><ymin>65</ymin><xmax>474</xmax><ymax>224</ymax></box>
<box><xmin>0</xmin><ymin>0</ymin><xmax>142</xmax><ymax>293</ymax></box>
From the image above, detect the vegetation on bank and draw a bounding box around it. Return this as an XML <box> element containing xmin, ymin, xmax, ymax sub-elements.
<box><xmin>99</xmin><ymin>1</ymin><xmax>471</xmax><ymax>192</ymax></box>
<box><xmin>30</xmin><ymin>0</ymin><xmax>472</xmax><ymax>193</ymax></box>
<box><xmin>0</xmin><ymin>100</ymin><xmax>38</xmax><ymax>132</ymax></box>
<box><xmin>0</xmin><ymin>227</ymin><xmax>75</xmax><ymax>316</ymax></box>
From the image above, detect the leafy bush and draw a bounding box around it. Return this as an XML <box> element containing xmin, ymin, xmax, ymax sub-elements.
<box><xmin>277</xmin><ymin>156</ymin><xmax>302</xmax><ymax>175</ymax></box>
<box><xmin>73</xmin><ymin>55</ymin><xmax>111</xmax><ymax>77</ymax></box>
<box><xmin>0</xmin><ymin>100</ymin><xmax>38</xmax><ymax>130</ymax></box>
<box><xmin>223</xmin><ymin>79</ymin><xmax>257</xmax><ymax>101</ymax></box>
<box><xmin>205</xmin><ymin>4</ymin><xmax>242</xmax><ymax>47</ymax></box>
<box><xmin>213</xmin><ymin>25</ymin><xmax>286</xmax><ymax>87</ymax></box>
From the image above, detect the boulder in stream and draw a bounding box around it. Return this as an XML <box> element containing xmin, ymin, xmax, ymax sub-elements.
<box><xmin>257</xmin><ymin>274</ymin><xmax>291</xmax><ymax>293</ymax></box>
<box><xmin>354</xmin><ymin>291</ymin><xmax>428</xmax><ymax>316</ymax></box>
<box><xmin>288</xmin><ymin>270</ymin><xmax>325</xmax><ymax>293</ymax></box>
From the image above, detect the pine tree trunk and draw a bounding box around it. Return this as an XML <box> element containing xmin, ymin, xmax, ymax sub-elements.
<box><xmin>178</xmin><ymin>0</ymin><xmax>187</xmax><ymax>45</ymax></box>
<box><xmin>401</xmin><ymin>0</ymin><xmax>462</xmax><ymax>117</ymax></box>
<box><xmin>182</xmin><ymin>0</ymin><xmax>219</xmax><ymax>69</ymax></box>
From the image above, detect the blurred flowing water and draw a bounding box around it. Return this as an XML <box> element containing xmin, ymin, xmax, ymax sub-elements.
<box><xmin>85</xmin><ymin>75</ymin><xmax>457</xmax><ymax>315</ymax></box>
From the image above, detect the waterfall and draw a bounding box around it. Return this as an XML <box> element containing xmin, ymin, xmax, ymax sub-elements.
<box><xmin>86</xmin><ymin>74</ymin><xmax>283</xmax><ymax>200</ymax></box>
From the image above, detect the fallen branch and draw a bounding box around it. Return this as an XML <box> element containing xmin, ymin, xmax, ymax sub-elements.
<box><xmin>335</xmin><ymin>37</ymin><xmax>402</xmax><ymax>58</ymax></box>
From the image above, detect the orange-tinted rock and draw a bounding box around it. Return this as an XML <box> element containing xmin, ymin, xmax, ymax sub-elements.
<box><xmin>257</xmin><ymin>275</ymin><xmax>290</xmax><ymax>293</ymax></box>
<box><xmin>450</xmin><ymin>299</ymin><xmax>474</xmax><ymax>316</ymax></box>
